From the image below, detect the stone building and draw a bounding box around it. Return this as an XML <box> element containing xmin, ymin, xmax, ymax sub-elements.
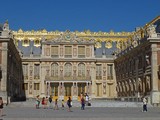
<box><xmin>115</xmin><ymin>16</ymin><xmax>160</xmax><ymax>106</ymax></box>
<box><xmin>13</xmin><ymin>29</ymin><xmax>130</xmax><ymax>101</ymax></box>
<box><xmin>1</xmin><ymin>16</ymin><xmax>160</xmax><ymax>105</ymax></box>
<box><xmin>0</xmin><ymin>21</ymin><xmax>24</xmax><ymax>103</ymax></box>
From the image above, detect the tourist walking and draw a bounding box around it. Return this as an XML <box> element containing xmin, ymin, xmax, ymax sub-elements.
<box><xmin>48</xmin><ymin>96</ymin><xmax>53</xmax><ymax>109</ymax></box>
<box><xmin>67</xmin><ymin>97</ymin><xmax>72</xmax><ymax>112</ymax></box>
<box><xmin>85</xmin><ymin>93</ymin><xmax>89</xmax><ymax>106</ymax></box>
<box><xmin>81</xmin><ymin>96</ymin><xmax>85</xmax><ymax>110</ymax></box>
<box><xmin>54</xmin><ymin>99</ymin><xmax>59</xmax><ymax>110</ymax></box>
<box><xmin>0</xmin><ymin>97</ymin><xmax>3</xmax><ymax>116</ymax></box>
<box><xmin>41</xmin><ymin>97</ymin><xmax>45</xmax><ymax>109</ymax></box>
<box><xmin>36</xmin><ymin>95</ymin><xmax>40</xmax><ymax>109</ymax></box>
<box><xmin>142</xmin><ymin>97</ymin><xmax>147</xmax><ymax>112</ymax></box>
<box><xmin>45</xmin><ymin>97</ymin><xmax>48</xmax><ymax>109</ymax></box>
<box><xmin>61</xmin><ymin>99</ymin><xmax>65</xmax><ymax>110</ymax></box>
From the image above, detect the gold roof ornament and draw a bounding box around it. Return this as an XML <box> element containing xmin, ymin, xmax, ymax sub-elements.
<box><xmin>95</xmin><ymin>42</ymin><xmax>102</xmax><ymax>48</ymax></box>
<box><xmin>13</xmin><ymin>29</ymin><xmax>132</xmax><ymax>48</ymax></box>
<box><xmin>105</xmin><ymin>41</ymin><xmax>112</xmax><ymax>49</ymax></box>
<box><xmin>42</xmin><ymin>29</ymin><xmax>47</xmax><ymax>33</ymax></box>
<box><xmin>18</xmin><ymin>29</ymin><xmax>23</xmax><ymax>33</ymax></box>
<box><xmin>109</xmin><ymin>30</ymin><xmax>115</xmax><ymax>35</ymax></box>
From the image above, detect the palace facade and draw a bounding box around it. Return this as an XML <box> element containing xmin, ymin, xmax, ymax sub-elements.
<box><xmin>13</xmin><ymin>29</ymin><xmax>129</xmax><ymax>101</ymax></box>
<box><xmin>0</xmin><ymin>16</ymin><xmax>160</xmax><ymax>105</ymax></box>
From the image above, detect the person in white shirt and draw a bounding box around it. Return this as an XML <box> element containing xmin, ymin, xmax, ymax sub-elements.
<box><xmin>85</xmin><ymin>93</ymin><xmax>89</xmax><ymax>105</ymax></box>
<box><xmin>142</xmin><ymin>97</ymin><xmax>147</xmax><ymax>112</ymax></box>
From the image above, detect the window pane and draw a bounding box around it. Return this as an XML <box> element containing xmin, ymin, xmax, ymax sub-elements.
<box><xmin>78</xmin><ymin>63</ymin><xmax>85</xmax><ymax>76</ymax></box>
<box><xmin>96</xmin><ymin>64</ymin><xmax>102</xmax><ymax>80</ymax></box>
<box><xmin>51</xmin><ymin>63</ymin><xmax>58</xmax><ymax>76</ymax></box>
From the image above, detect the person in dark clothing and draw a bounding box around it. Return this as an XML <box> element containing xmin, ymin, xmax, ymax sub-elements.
<box><xmin>81</xmin><ymin>96</ymin><xmax>85</xmax><ymax>110</ymax></box>
<box><xmin>48</xmin><ymin>96</ymin><xmax>53</xmax><ymax>108</ymax></box>
<box><xmin>67</xmin><ymin>97</ymin><xmax>72</xmax><ymax>112</ymax></box>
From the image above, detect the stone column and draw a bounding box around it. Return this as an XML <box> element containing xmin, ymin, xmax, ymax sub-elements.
<box><xmin>72</xmin><ymin>82</ymin><xmax>77</xmax><ymax>100</ymax></box>
<box><xmin>86</xmin><ymin>82</ymin><xmax>88</xmax><ymax>94</ymax></box>
<box><xmin>48</xmin><ymin>82</ymin><xmax>50</xmax><ymax>97</ymax></box>
<box><xmin>151</xmin><ymin>44</ymin><xmax>159</xmax><ymax>105</ymax></box>
<box><xmin>135</xmin><ymin>58</ymin><xmax>139</xmax><ymax>101</ymax></box>
<box><xmin>62</xmin><ymin>82</ymin><xmax>64</xmax><ymax>100</ymax></box>
<box><xmin>91</xmin><ymin>62</ymin><xmax>96</xmax><ymax>98</ymax></box>
<box><xmin>59</xmin><ymin>82</ymin><xmax>64</xmax><ymax>100</ymax></box>
<box><xmin>58</xmin><ymin>82</ymin><xmax>61</xmax><ymax>99</ymax></box>
<box><xmin>0</xmin><ymin>42</ymin><xmax>8</xmax><ymax>103</ymax></box>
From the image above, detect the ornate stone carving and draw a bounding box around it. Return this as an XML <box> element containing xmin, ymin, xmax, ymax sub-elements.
<box><xmin>29</xmin><ymin>82</ymin><xmax>32</xmax><ymax>94</ymax></box>
<box><xmin>105</xmin><ymin>41</ymin><xmax>112</xmax><ymax>48</ymax></box>
<box><xmin>95</xmin><ymin>42</ymin><xmax>101</xmax><ymax>48</ymax></box>
<box><xmin>13</xmin><ymin>29</ymin><xmax>131</xmax><ymax>48</ymax></box>
<box><xmin>132</xmin><ymin>40</ymin><xmax>138</xmax><ymax>48</ymax></box>
<box><xmin>147</xmin><ymin>24</ymin><xmax>157</xmax><ymax>37</ymax></box>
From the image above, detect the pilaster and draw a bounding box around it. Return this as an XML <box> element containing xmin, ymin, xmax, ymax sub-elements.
<box><xmin>151</xmin><ymin>43</ymin><xmax>160</xmax><ymax>105</ymax></box>
<box><xmin>91</xmin><ymin>62</ymin><xmax>96</xmax><ymax>98</ymax></box>
<box><xmin>40</xmin><ymin>66</ymin><xmax>46</xmax><ymax>97</ymax></box>
<box><xmin>0</xmin><ymin>42</ymin><xmax>8</xmax><ymax>103</ymax></box>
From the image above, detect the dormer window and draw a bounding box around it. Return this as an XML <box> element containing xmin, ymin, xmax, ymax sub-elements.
<box><xmin>34</xmin><ymin>40</ymin><xmax>40</xmax><ymax>47</ymax></box>
<box><xmin>23</xmin><ymin>39</ymin><xmax>29</xmax><ymax>47</ymax></box>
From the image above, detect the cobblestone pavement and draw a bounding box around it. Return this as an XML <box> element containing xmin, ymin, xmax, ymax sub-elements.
<box><xmin>1</xmin><ymin>101</ymin><xmax>160</xmax><ymax>120</ymax></box>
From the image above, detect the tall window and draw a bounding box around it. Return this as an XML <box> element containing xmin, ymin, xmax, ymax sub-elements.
<box><xmin>78</xmin><ymin>46</ymin><xmax>85</xmax><ymax>58</ymax></box>
<box><xmin>78</xmin><ymin>63</ymin><xmax>85</xmax><ymax>77</ymax></box>
<box><xmin>34</xmin><ymin>64</ymin><xmax>40</xmax><ymax>79</ymax></box>
<box><xmin>96</xmin><ymin>64</ymin><xmax>102</xmax><ymax>80</ymax></box>
<box><xmin>23</xmin><ymin>64</ymin><xmax>28</xmax><ymax>79</ymax></box>
<box><xmin>51</xmin><ymin>63</ymin><xmax>58</xmax><ymax>77</ymax></box>
<box><xmin>45</xmin><ymin>45</ymin><xmax>50</xmax><ymax>56</ymax></box>
<box><xmin>65</xmin><ymin>46</ymin><xmax>72</xmax><ymax>58</ymax></box>
<box><xmin>64</xmin><ymin>63</ymin><xmax>72</xmax><ymax>77</ymax></box>
<box><xmin>23</xmin><ymin>40</ymin><xmax>29</xmax><ymax>47</ymax></box>
<box><xmin>34</xmin><ymin>40</ymin><xmax>40</xmax><ymax>47</ymax></box>
<box><xmin>107</xmin><ymin>64</ymin><xmax>113</xmax><ymax>80</ymax></box>
<box><xmin>51</xmin><ymin>46</ymin><xmax>59</xmax><ymax>58</ymax></box>
<box><xmin>34</xmin><ymin>83</ymin><xmax>40</xmax><ymax>90</ymax></box>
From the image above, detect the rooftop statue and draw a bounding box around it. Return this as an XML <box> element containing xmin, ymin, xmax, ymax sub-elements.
<box><xmin>147</xmin><ymin>24</ymin><xmax>156</xmax><ymax>37</ymax></box>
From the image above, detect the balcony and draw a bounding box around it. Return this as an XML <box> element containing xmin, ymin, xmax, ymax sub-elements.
<box><xmin>96</xmin><ymin>76</ymin><xmax>102</xmax><ymax>80</ymax></box>
<box><xmin>45</xmin><ymin>76</ymin><xmax>91</xmax><ymax>81</ymax></box>
<box><xmin>107</xmin><ymin>76</ymin><xmax>113</xmax><ymax>80</ymax></box>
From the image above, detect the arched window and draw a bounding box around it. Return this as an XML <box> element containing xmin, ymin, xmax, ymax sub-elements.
<box><xmin>78</xmin><ymin>63</ymin><xmax>85</xmax><ymax>77</ymax></box>
<box><xmin>64</xmin><ymin>63</ymin><xmax>72</xmax><ymax>77</ymax></box>
<box><xmin>51</xmin><ymin>63</ymin><xmax>58</xmax><ymax>77</ymax></box>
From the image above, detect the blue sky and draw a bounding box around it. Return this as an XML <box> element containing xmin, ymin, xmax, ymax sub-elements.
<box><xmin>0</xmin><ymin>0</ymin><xmax>160</xmax><ymax>32</ymax></box>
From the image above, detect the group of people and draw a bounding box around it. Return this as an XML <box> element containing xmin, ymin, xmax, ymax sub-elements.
<box><xmin>35</xmin><ymin>95</ymin><xmax>72</xmax><ymax>112</ymax></box>
<box><xmin>35</xmin><ymin>93</ymin><xmax>91</xmax><ymax>111</ymax></box>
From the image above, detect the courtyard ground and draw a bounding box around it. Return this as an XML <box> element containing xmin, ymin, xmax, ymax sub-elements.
<box><xmin>1</xmin><ymin>100</ymin><xmax>160</xmax><ymax>120</ymax></box>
